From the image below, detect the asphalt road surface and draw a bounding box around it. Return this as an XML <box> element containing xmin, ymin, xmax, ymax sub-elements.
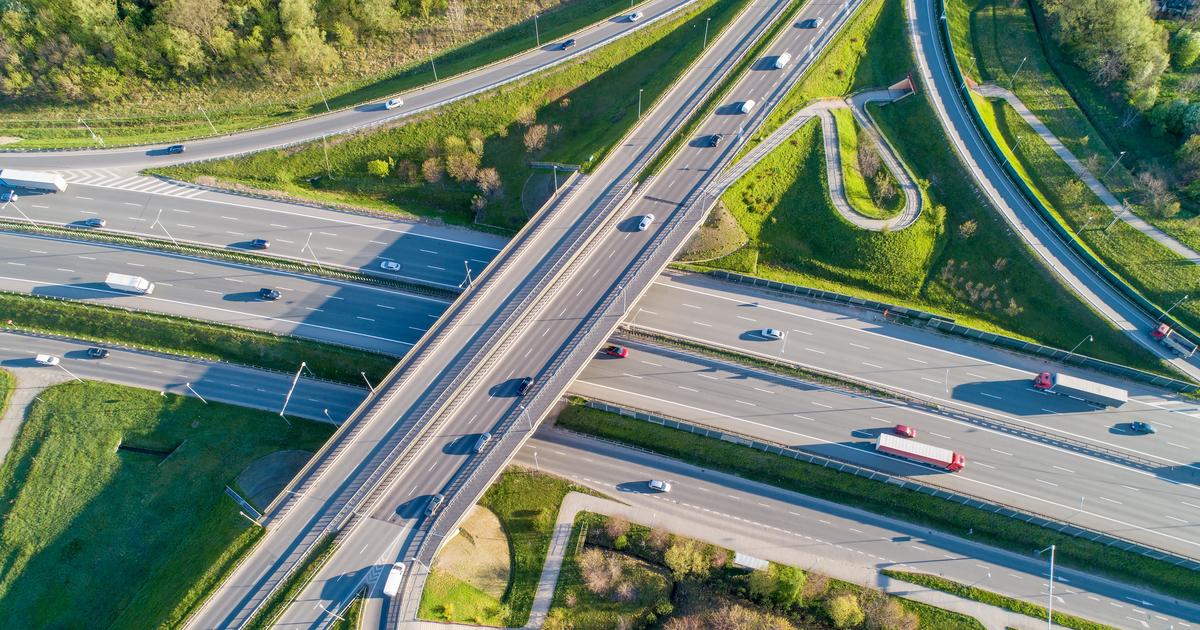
<box><xmin>0</xmin><ymin>231</ymin><xmax>446</xmax><ymax>354</ymax></box>
<box><xmin>518</xmin><ymin>429</ymin><xmax>1200</xmax><ymax>629</ymax></box>
<box><xmin>571</xmin><ymin>338</ymin><xmax>1200</xmax><ymax>558</ymax></box>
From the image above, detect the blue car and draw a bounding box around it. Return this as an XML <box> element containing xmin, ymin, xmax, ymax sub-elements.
<box><xmin>0</xmin><ymin>189</ymin><xmax>16</xmax><ymax>203</ymax></box>
<box><xmin>1129</xmin><ymin>421</ymin><xmax>1156</xmax><ymax>435</ymax></box>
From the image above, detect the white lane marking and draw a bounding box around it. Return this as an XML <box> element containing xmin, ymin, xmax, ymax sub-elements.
<box><xmin>692</xmin><ymin>321</ymin><xmax>712</xmax><ymax>327</ymax></box>
<box><xmin>906</xmin><ymin>357</ymin><xmax>927</xmax><ymax>364</ymax></box>
<box><xmin>966</xmin><ymin>372</ymin><xmax>987</xmax><ymax>379</ymax></box>
<box><xmin>377</xmin><ymin>304</ymin><xmax>395</xmax><ymax>310</ymax></box>
<box><xmin>622</xmin><ymin>373</ymin><xmax>643</xmax><ymax>380</ymax></box>
<box><xmin>270</xmin><ymin>223</ymin><xmax>288</xmax><ymax>228</ymax></box>
<box><xmin>1168</xmin><ymin>442</ymin><xmax>1190</xmax><ymax>450</ymax></box>
<box><xmin>791</xmin><ymin>328</ymin><xmax>812</xmax><ymax>335</ymax></box>
<box><xmin>1165</xmin><ymin>515</ymin><xmax>1188</xmax><ymax>524</ymax></box>
<box><xmin>1099</xmin><ymin>496</ymin><xmax>1123</xmax><ymax>505</ymax></box>
<box><xmin>981</xmin><ymin>392</ymin><xmax>1001</xmax><ymax>399</ymax></box>
<box><xmin>811</xmin><ymin>401</ymin><xmax>832</xmax><ymax>409</ymax></box>
<box><xmin>682</xmin><ymin>303</ymin><xmax>701</xmax><ymax>309</ymax></box>
<box><xmin>793</xmin><ymin>415</ymin><xmax>814</xmax><ymax>421</ymax></box>
<box><xmin>1035</xmin><ymin>479</ymin><xmax>1058</xmax><ymax>487</ymax></box>
<box><xmin>737</xmin><ymin>315</ymin><xmax>756</xmax><ymax>322</ymax></box>
<box><xmin>752</xmin><ymin>387</ymin><xmax>773</xmax><ymax>394</ymax></box>
<box><xmin>126</xmin><ymin>262</ymin><xmax>144</xmax><ymax>267</ymax></box>
<box><xmin>862</xmin><ymin>362</ymin><xmax>883</xmax><ymax>369</ymax></box>
<box><xmin>640</xmin><ymin>360</ymin><xmax>663</xmax><ymax>367</ymax></box>
<box><xmin>990</xmin><ymin>448</ymin><xmax>1012</xmax><ymax>456</ymax></box>
<box><xmin>420</xmin><ymin>249</ymin><xmax>438</xmax><ymax>254</ymax></box>
<box><xmin>1051</xmin><ymin>465</ymin><xmax>1075</xmax><ymax>474</ymax></box>
<box><xmin>55</xmin><ymin>268</ymin><xmax>74</xmax><ymax>273</ymax></box>
<box><xmin>357</xmin><ymin>316</ymin><xmax>375</xmax><ymax>322</ymax></box>
<box><xmin>735</xmin><ymin>400</ymin><xmax>756</xmax><ymax>407</ymax></box>
<box><xmin>677</xmin><ymin>386</ymin><xmax>699</xmax><ymax>393</ymax></box>
<box><xmin>850</xmin><ymin>342</ymin><xmax>870</xmax><ymax>349</ymax></box>
<box><xmin>973</xmin><ymin>461</ymin><xmax>996</xmax><ymax>469</ymax></box>
<box><xmin>175</xmin><ymin>269</ymin><xmax>195</xmax><ymax>274</ymax></box>
<box><xmin>805</xmin><ymin>347</ymin><xmax>825</xmax><ymax>354</ymax></box>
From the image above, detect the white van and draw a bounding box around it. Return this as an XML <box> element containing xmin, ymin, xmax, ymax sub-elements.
<box><xmin>739</xmin><ymin>100</ymin><xmax>757</xmax><ymax>114</ymax></box>
<box><xmin>774</xmin><ymin>52</ymin><xmax>792</xmax><ymax>69</ymax></box>
<box><xmin>35</xmin><ymin>354</ymin><xmax>60</xmax><ymax>366</ymax></box>
<box><xmin>382</xmin><ymin>562</ymin><xmax>406</xmax><ymax>597</ymax></box>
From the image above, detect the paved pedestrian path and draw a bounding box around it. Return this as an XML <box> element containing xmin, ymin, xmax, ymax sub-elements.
<box><xmin>975</xmin><ymin>83</ymin><xmax>1200</xmax><ymax>262</ymax></box>
<box><xmin>713</xmin><ymin>88</ymin><xmax>922</xmax><ymax>231</ymax></box>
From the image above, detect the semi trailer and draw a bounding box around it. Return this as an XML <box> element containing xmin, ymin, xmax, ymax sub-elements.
<box><xmin>0</xmin><ymin>168</ymin><xmax>68</xmax><ymax>193</ymax></box>
<box><xmin>1150</xmin><ymin>323</ymin><xmax>1197</xmax><ymax>358</ymax></box>
<box><xmin>1032</xmin><ymin>371</ymin><xmax>1127</xmax><ymax>408</ymax></box>
<box><xmin>874</xmin><ymin>433</ymin><xmax>965</xmax><ymax>472</ymax></box>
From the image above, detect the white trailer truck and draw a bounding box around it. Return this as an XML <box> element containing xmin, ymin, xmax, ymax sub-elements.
<box><xmin>1032</xmin><ymin>371</ymin><xmax>1127</xmax><ymax>408</ymax></box>
<box><xmin>0</xmin><ymin>168</ymin><xmax>68</xmax><ymax>193</ymax></box>
<box><xmin>105</xmin><ymin>272</ymin><xmax>155</xmax><ymax>295</ymax></box>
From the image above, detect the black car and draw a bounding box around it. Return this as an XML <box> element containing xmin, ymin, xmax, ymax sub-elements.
<box><xmin>165</xmin><ymin>144</ymin><xmax>185</xmax><ymax>154</ymax></box>
<box><xmin>258</xmin><ymin>288</ymin><xmax>281</xmax><ymax>300</ymax></box>
<box><xmin>249</xmin><ymin>238</ymin><xmax>270</xmax><ymax>249</ymax></box>
<box><xmin>87</xmin><ymin>347</ymin><xmax>109</xmax><ymax>359</ymax></box>
<box><xmin>516</xmin><ymin>376</ymin><xmax>534</xmax><ymax>396</ymax></box>
<box><xmin>83</xmin><ymin>217</ymin><xmax>107</xmax><ymax>228</ymax></box>
<box><xmin>708</xmin><ymin>133</ymin><xmax>723</xmax><ymax>147</ymax></box>
<box><xmin>560</xmin><ymin>38</ymin><xmax>576</xmax><ymax>50</ymax></box>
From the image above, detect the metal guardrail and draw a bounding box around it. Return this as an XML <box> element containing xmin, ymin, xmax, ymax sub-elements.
<box><xmin>703</xmin><ymin>268</ymin><xmax>1199</xmax><ymax>393</ymax></box>
<box><xmin>582</xmin><ymin>398</ymin><xmax>1200</xmax><ymax>570</ymax></box>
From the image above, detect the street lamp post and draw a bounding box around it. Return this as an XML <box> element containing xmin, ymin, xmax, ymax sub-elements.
<box><xmin>1064</xmin><ymin>334</ymin><xmax>1093</xmax><ymax>362</ymax></box>
<box><xmin>1010</xmin><ymin>56</ymin><xmax>1028</xmax><ymax>88</ymax></box>
<box><xmin>638</xmin><ymin>88</ymin><xmax>644</xmax><ymax>119</ymax></box>
<box><xmin>703</xmin><ymin>17</ymin><xmax>711</xmax><ymax>48</ymax></box>
<box><xmin>534</xmin><ymin>13</ymin><xmax>541</xmax><ymax>47</ymax></box>
<box><xmin>1102</xmin><ymin>150</ymin><xmax>1127</xmax><ymax>178</ymax></box>
<box><xmin>1038</xmin><ymin>545</ymin><xmax>1056</xmax><ymax>629</ymax></box>
<box><xmin>1160</xmin><ymin>294</ymin><xmax>1190</xmax><ymax>322</ymax></box>
<box><xmin>315</xmin><ymin>78</ymin><xmax>331</xmax><ymax>113</ymax></box>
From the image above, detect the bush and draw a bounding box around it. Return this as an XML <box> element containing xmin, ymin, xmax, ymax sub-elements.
<box><xmin>826</xmin><ymin>593</ymin><xmax>865</xmax><ymax>628</ymax></box>
<box><xmin>367</xmin><ymin>159</ymin><xmax>390</xmax><ymax>178</ymax></box>
<box><xmin>1173</xmin><ymin>28</ymin><xmax>1200</xmax><ymax>69</ymax></box>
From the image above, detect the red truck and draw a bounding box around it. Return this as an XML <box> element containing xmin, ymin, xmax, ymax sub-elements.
<box><xmin>1151</xmin><ymin>323</ymin><xmax>1197</xmax><ymax>358</ymax></box>
<box><xmin>1033</xmin><ymin>372</ymin><xmax>1127</xmax><ymax>408</ymax></box>
<box><xmin>875</xmin><ymin>433</ymin><xmax>965</xmax><ymax>472</ymax></box>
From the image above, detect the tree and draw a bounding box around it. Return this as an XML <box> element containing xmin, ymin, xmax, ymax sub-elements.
<box><xmin>367</xmin><ymin>159</ymin><xmax>390</xmax><ymax>178</ymax></box>
<box><xmin>872</xmin><ymin>171</ymin><xmax>896</xmax><ymax>208</ymax></box>
<box><xmin>858</xmin><ymin>138</ymin><xmax>882</xmax><ymax>180</ymax></box>
<box><xmin>1136</xmin><ymin>170</ymin><xmax>1180</xmax><ymax>217</ymax></box>
<box><xmin>1177</xmin><ymin>134</ymin><xmax>1200</xmax><ymax>182</ymax></box>
<box><xmin>826</xmin><ymin>593</ymin><xmax>865</xmax><ymax>628</ymax></box>
<box><xmin>524</xmin><ymin>124</ymin><xmax>549</xmax><ymax>152</ymax></box>
<box><xmin>605</xmin><ymin>514</ymin><xmax>631</xmax><ymax>540</ymax></box>
<box><xmin>664</xmin><ymin>539</ymin><xmax>710</xmax><ymax>581</ymax></box>
<box><xmin>1174</xmin><ymin>28</ymin><xmax>1200</xmax><ymax>68</ymax></box>
<box><xmin>862</xmin><ymin>592</ymin><xmax>918</xmax><ymax>630</ymax></box>
<box><xmin>517</xmin><ymin>104</ymin><xmax>537</xmax><ymax>126</ymax></box>
<box><xmin>446</xmin><ymin>150</ymin><xmax>480</xmax><ymax>182</ymax></box>
<box><xmin>476</xmin><ymin>167</ymin><xmax>502</xmax><ymax>197</ymax></box>
<box><xmin>422</xmin><ymin>157</ymin><xmax>444</xmax><ymax>184</ymax></box>
<box><xmin>958</xmin><ymin>219</ymin><xmax>978</xmax><ymax>239</ymax></box>
<box><xmin>1042</xmin><ymin>0</ymin><xmax>1168</xmax><ymax>98</ymax></box>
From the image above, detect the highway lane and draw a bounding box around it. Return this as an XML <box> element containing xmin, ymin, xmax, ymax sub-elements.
<box><xmin>284</xmin><ymin>2</ymin><xmax>868</xmax><ymax>629</ymax></box>
<box><xmin>570</xmin><ymin>339</ymin><xmax>1200</xmax><ymax>558</ymax></box>
<box><xmin>1</xmin><ymin>182</ymin><xmax>502</xmax><ymax>290</ymax></box>
<box><xmin>0</xmin><ymin>331</ymin><xmax>364</xmax><ymax>423</ymax></box>
<box><xmin>906</xmin><ymin>0</ymin><xmax>1200</xmax><ymax>381</ymax></box>
<box><xmin>637</xmin><ymin>272</ymin><xmax>1200</xmax><ymax>467</ymax></box>
<box><xmin>514</xmin><ymin>430</ymin><xmax>1200</xmax><ymax>629</ymax></box>
<box><xmin>0</xmin><ymin>232</ymin><xmax>446</xmax><ymax>355</ymax></box>
<box><xmin>0</xmin><ymin>0</ymin><xmax>698</xmax><ymax>169</ymax></box>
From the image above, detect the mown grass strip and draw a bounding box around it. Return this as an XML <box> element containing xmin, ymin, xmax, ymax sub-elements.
<box><xmin>881</xmin><ymin>570</ymin><xmax>1115</xmax><ymax>630</ymax></box>
<box><xmin>243</xmin><ymin>534</ymin><xmax>339</xmax><ymax>630</ymax></box>
<box><xmin>554</xmin><ymin>401</ymin><xmax>1200</xmax><ymax>603</ymax></box>
<box><xmin>0</xmin><ymin>292</ymin><xmax>397</xmax><ymax>386</ymax></box>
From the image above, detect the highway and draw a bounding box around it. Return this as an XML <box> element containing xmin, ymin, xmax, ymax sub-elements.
<box><xmin>519</xmin><ymin>429</ymin><xmax>1200</xmax><ymax>629</ymax></box>
<box><xmin>0</xmin><ymin>0</ymin><xmax>699</xmax><ymax>169</ymax></box>
<box><xmin>906</xmin><ymin>0</ymin><xmax>1200</xmax><ymax>381</ymax></box>
<box><xmin>0</xmin><ymin>231</ymin><xmax>446</xmax><ymax>355</ymax></box>
<box><xmin>570</xmin><ymin>338</ymin><xmax>1200</xmax><ymax>558</ymax></box>
<box><xmin>0</xmin><ymin>330</ymin><xmax>364</xmax><ymax>422</ymax></box>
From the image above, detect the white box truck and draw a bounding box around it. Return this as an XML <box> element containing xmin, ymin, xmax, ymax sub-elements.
<box><xmin>382</xmin><ymin>562</ymin><xmax>406</xmax><ymax>597</ymax></box>
<box><xmin>0</xmin><ymin>168</ymin><xmax>68</xmax><ymax>193</ymax></box>
<box><xmin>105</xmin><ymin>272</ymin><xmax>155</xmax><ymax>295</ymax></box>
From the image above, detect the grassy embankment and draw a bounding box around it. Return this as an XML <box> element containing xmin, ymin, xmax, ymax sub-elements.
<box><xmin>0</xmin><ymin>381</ymin><xmax>333</xmax><ymax>628</ymax></box>
<box><xmin>0</xmin><ymin>0</ymin><xmax>632</xmax><ymax>149</ymax></box>
<box><xmin>554</xmin><ymin>402</ymin><xmax>1200</xmax><ymax>604</ymax></box>
<box><xmin>948</xmin><ymin>0</ymin><xmax>1200</xmax><ymax>335</ymax></box>
<box><xmin>946</xmin><ymin>0</ymin><xmax>1200</xmax><ymax>250</ymax></box>
<box><xmin>0</xmin><ymin>292</ymin><xmax>397</xmax><ymax>386</ymax></box>
<box><xmin>159</xmin><ymin>0</ymin><xmax>750</xmax><ymax>232</ymax></box>
<box><xmin>680</xmin><ymin>0</ymin><xmax>1167</xmax><ymax>373</ymax></box>
<box><xmin>831</xmin><ymin>107</ymin><xmax>903</xmax><ymax>220</ymax></box>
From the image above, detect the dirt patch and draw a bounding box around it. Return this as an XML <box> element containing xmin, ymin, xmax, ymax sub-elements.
<box><xmin>234</xmin><ymin>449</ymin><xmax>312</xmax><ymax>510</ymax></box>
<box><xmin>0</xmin><ymin>136</ymin><xmax>22</xmax><ymax>146</ymax></box>
<box><xmin>432</xmin><ymin>505</ymin><xmax>511</xmax><ymax>599</ymax></box>
<box><xmin>677</xmin><ymin>202</ymin><xmax>747</xmax><ymax>262</ymax></box>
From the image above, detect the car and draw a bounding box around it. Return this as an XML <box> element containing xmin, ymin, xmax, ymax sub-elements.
<box><xmin>380</xmin><ymin>260</ymin><xmax>402</xmax><ymax>271</ymax></box>
<box><xmin>249</xmin><ymin>238</ymin><xmax>270</xmax><ymax>249</ymax></box>
<box><xmin>83</xmin><ymin>217</ymin><xmax>107</xmax><ymax>228</ymax></box>
<box><xmin>627</xmin><ymin>11</ymin><xmax>643</xmax><ymax>21</ymax></box>
<box><xmin>425</xmin><ymin>493</ymin><xmax>445</xmax><ymax>516</ymax></box>
<box><xmin>258</xmin><ymin>288</ymin><xmax>281</xmax><ymax>300</ymax></box>
<box><xmin>87</xmin><ymin>347</ymin><xmax>110</xmax><ymax>359</ymax></box>
<box><xmin>474</xmin><ymin>432</ymin><xmax>493</xmax><ymax>453</ymax></box>
<box><xmin>739</xmin><ymin>99</ymin><xmax>757</xmax><ymax>114</ymax></box>
<box><xmin>0</xmin><ymin>189</ymin><xmax>16</xmax><ymax>203</ymax></box>
<box><xmin>165</xmin><ymin>144</ymin><xmax>185</xmax><ymax>154</ymax></box>
<box><xmin>799</xmin><ymin>16</ymin><xmax>824</xmax><ymax>28</ymax></box>
<box><xmin>1129</xmin><ymin>421</ymin><xmax>1157</xmax><ymax>434</ymax></box>
<box><xmin>647</xmin><ymin>480</ymin><xmax>671</xmax><ymax>492</ymax></box>
<box><xmin>516</xmin><ymin>376</ymin><xmax>534</xmax><ymax>396</ymax></box>
<box><xmin>774</xmin><ymin>52</ymin><xmax>792</xmax><ymax>69</ymax></box>
<box><xmin>560</xmin><ymin>38</ymin><xmax>576</xmax><ymax>50</ymax></box>
<box><xmin>760</xmin><ymin>328</ymin><xmax>784</xmax><ymax>340</ymax></box>
<box><xmin>384</xmin><ymin>97</ymin><xmax>404</xmax><ymax>110</ymax></box>
<box><xmin>893</xmin><ymin>424</ymin><xmax>916</xmax><ymax>439</ymax></box>
<box><xmin>603</xmin><ymin>345</ymin><xmax>628</xmax><ymax>358</ymax></box>
<box><xmin>707</xmin><ymin>133</ymin><xmax>723</xmax><ymax>147</ymax></box>
<box><xmin>637</xmin><ymin>214</ymin><xmax>655</xmax><ymax>231</ymax></box>
<box><xmin>34</xmin><ymin>354</ymin><xmax>60</xmax><ymax>366</ymax></box>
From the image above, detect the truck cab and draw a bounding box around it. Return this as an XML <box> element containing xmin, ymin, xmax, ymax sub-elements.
<box><xmin>1032</xmin><ymin>371</ymin><xmax>1054</xmax><ymax>390</ymax></box>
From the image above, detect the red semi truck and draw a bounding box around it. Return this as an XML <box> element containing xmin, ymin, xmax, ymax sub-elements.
<box><xmin>875</xmin><ymin>433</ymin><xmax>965</xmax><ymax>472</ymax></box>
<box><xmin>1151</xmin><ymin>323</ymin><xmax>1197</xmax><ymax>358</ymax></box>
<box><xmin>1032</xmin><ymin>372</ymin><xmax>1127</xmax><ymax>408</ymax></box>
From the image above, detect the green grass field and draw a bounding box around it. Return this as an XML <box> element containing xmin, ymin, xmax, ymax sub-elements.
<box><xmin>554</xmin><ymin>402</ymin><xmax>1199</xmax><ymax>603</ymax></box>
<box><xmin>0</xmin><ymin>0</ymin><xmax>633</xmax><ymax>149</ymax></box>
<box><xmin>0</xmin><ymin>381</ymin><xmax>333</xmax><ymax>628</ymax></box>
<box><xmin>160</xmin><ymin>0</ymin><xmax>748</xmax><ymax>231</ymax></box>
<box><xmin>417</xmin><ymin>570</ymin><xmax>505</xmax><ymax>625</ymax></box>
<box><xmin>832</xmin><ymin>108</ymin><xmax>903</xmax><ymax>220</ymax></box>
<box><xmin>0</xmin><ymin>292</ymin><xmax>397</xmax><ymax>386</ymax></box>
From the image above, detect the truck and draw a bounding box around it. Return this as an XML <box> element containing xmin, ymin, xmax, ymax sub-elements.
<box><xmin>382</xmin><ymin>562</ymin><xmax>406</xmax><ymax>597</ymax></box>
<box><xmin>875</xmin><ymin>433</ymin><xmax>965</xmax><ymax>472</ymax></box>
<box><xmin>105</xmin><ymin>272</ymin><xmax>155</xmax><ymax>295</ymax></box>
<box><xmin>0</xmin><ymin>168</ymin><xmax>68</xmax><ymax>193</ymax></box>
<box><xmin>1032</xmin><ymin>371</ymin><xmax>1127</xmax><ymax>408</ymax></box>
<box><xmin>1150</xmin><ymin>323</ymin><xmax>1197</xmax><ymax>358</ymax></box>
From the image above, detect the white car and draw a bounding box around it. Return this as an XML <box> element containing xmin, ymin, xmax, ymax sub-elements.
<box><xmin>380</xmin><ymin>260</ymin><xmax>402</xmax><ymax>271</ymax></box>
<box><xmin>35</xmin><ymin>354</ymin><xmax>60</xmax><ymax>366</ymax></box>
<box><xmin>647</xmin><ymin>480</ymin><xmax>671</xmax><ymax>493</ymax></box>
<box><xmin>384</xmin><ymin>97</ymin><xmax>403</xmax><ymax>110</ymax></box>
<box><xmin>628</xmin><ymin>11</ymin><xmax>643</xmax><ymax>21</ymax></box>
<box><xmin>760</xmin><ymin>328</ymin><xmax>784</xmax><ymax>340</ymax></box>
<box><xmin>739</xmin><ymin>99</ymin><xmax>757</xmax><ymax>114</ymax></box>
<box><xmin>637</xmin><ymin>214</ymin><xmax>655</xmax><ymax>231</ymax></box>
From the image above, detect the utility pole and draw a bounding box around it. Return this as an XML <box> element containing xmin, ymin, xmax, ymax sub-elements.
<box><xmin>430</xmin><ymin>50</ymin><xmax>439</xmax><ymax>81</ymax></box>
<box><xmin>1102</xmin><ymin>150</ymin><xmax>1127</xmax><ymax>178</ymax></box>
<box><xmin>279</xmin><ymin>362</ymin><xmax>306</xmax><ymax>426</ymax></box>
<box><xmin>1038</xmin><ymin>545</ymin><xmax>1056</xmax><ymax>629</ymax></box>
<box><xmin>315</xmin><ymin>78</ymin><xmax>331</xmax><ymax>113</ymax></box>
<box><xmin>199</xmin><ymin>107</ymin><xmax>218</xmax><ymax>134</ymax></box>
<box><xmin>638</xmin><ymin>88</ymin><xmax>644</xmax><ymax>119</ymax></box>
<box><xmin>534</xmin><ymin>13</ymin><xmax>541</xmax><ymax>47</ymax></box>
<box><xmin>77</xmin><ymin>117</ymin><xmax>104</xmax><ymax>146</ymax></box>
<box><xmin>361</xmin><ymin>371</ymin><xmax>376</xmax><ymax>393</ymax></box>
<box><xmin>461</xmin><ymin>260</ymin><xmax>474</xmax><ymax>289</ymax></box>
<box><xmin>151</xmin><ymin>208</ymin><xmax>180</xmax><ymax>247</ymax></box>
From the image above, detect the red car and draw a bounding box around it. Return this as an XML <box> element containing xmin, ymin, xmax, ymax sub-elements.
<box><xmin>893</xmin><ymin>424</ymin><xmax>916</xmax><ymax>439</ymax></box>
<box><xmin>603</xmin><ymin>345</ymin><xmax>628</xmax><ymax>358</ymax></box>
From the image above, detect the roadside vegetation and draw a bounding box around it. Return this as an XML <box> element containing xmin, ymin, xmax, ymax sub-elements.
<box><xmin>554</xmin><ymin>400</ymin><xmax>1200</xmax><ymax>603</ymax></box>
<box><xmin>0</xmin><ymin>292</ymin><xmax>397</xmax><ymax>386</ymax></box>
<box><xmin>679</xmin><ymin>0</ymin><xmax>1166</xmax><ymax>372</ymax></box>
<box><xmin>0</xmin><ymin>0</ymin><xmax>632</xmax><ymax>148</ymax></box>
<box><xmin>832</xmin><ymin>108</ymin><xmax>902</xmax><ymax>220</ymax></box>
<box><xmin>159</xmin><ymin>0</ymin><xmax>748</xmax><ymax>231</ymax></box>
<box><xmin>0</xmin><ymin>381</ymin><xmax>333</xmax><ymax>628</ymax></box>
<box><xmin>549</xmin><ymin>510</ymin><xmax>986</xmax><ymax>629</ymax></box>
<box><xmin>882</xmin><ymin>570</ymin><xmax>1114</xmax><ymax>630</ymax></box>
<box><xmin>417</xmin><ymin>506</ymin><xmax>511</xmax><ymax>625</ymax></box>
